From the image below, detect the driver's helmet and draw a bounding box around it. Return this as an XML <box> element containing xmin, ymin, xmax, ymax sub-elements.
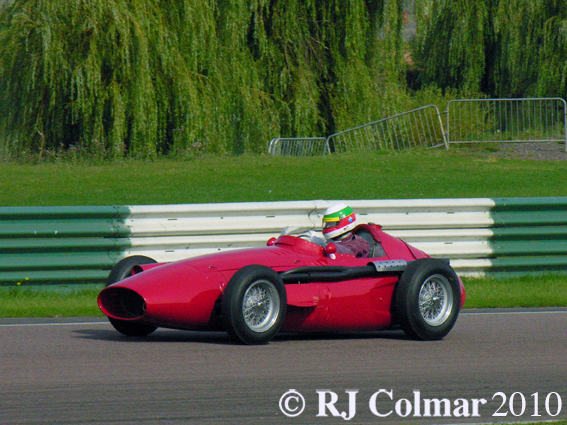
<box><xmin>322</xmin><ymin>203</ymin><xmax>357</xmax><ymax>240</ymax></box>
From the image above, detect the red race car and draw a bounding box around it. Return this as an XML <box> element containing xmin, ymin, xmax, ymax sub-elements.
<box><xmin>98</xmin><ymin>224</ymin><xmax>466</xmax><ymax>344</ymax></box>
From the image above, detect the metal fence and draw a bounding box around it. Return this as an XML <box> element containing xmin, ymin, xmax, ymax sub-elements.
<box><xmin>0</xmin><ymin>206</ymin><xmax>131</xmax><ymax>286</ymax></box>
<box><xmin>268</xmin><ymin>137</ymin><xmax>329</xmax><ymax>156</ymax></box>
<box><xmin>327</xmin><ymin>105</ymin><xmax>447</xmax><ymax>153</ymax></box>
<box><xmin>268</xmin><ymin>97</ymin><xmax>567</xmax><ymax>156</ymax></box>
<box><xmin>446</xmin><ymin>98</ymin><xmax>567</xmax><ymax>150</ymax></box>
<box><xmin>268</xmin><ymin>105</ymin><xmax>447</xmax><ymax>156</ymax></box>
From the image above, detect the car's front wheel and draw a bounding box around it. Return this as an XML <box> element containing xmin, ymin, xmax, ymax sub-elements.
<box><xmin>222</xmin><ymin>265</ymin><xmax>287</xmax><ymax>345</ymax></box>
<box><xmin>105</xmin><ymin>255</ymin><xmax>158</xmax><ymax>337</ymax></box>
<box><xmin>394</xmin><ymin>258</ymin><xmax>461</xmax><ymax>341</ymax></box>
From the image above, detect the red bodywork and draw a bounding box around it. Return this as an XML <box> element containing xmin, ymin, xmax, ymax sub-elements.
<box><xmin>98</xmin><ymin>224</ymin><xmax>466</xmax><ymax>334</ymax></box>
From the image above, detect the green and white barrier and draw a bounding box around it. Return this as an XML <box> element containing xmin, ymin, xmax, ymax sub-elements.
<box><xmin>2</xmin><ymin>198</ymin><xmax>567</xmax><ymax>286</ymax></box>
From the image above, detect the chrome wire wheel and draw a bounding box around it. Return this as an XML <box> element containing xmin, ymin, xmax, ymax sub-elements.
<box><xmin>418</xmin><ymin>274</ymin><xmax>454</xmax><ymax>327</ymax></box>
<box><xmin>223</xmin><ymin>265</ymin><xmax>287</xmax><ymax>344</ymax></box>
<box><xmin>242</xmin><ymin>280</ymin><xmax>281</xmax><ymax>333</ymax></box>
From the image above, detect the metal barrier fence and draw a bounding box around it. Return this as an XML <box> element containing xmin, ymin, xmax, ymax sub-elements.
<box><xmin>268</xmin><ymin>105</ymin><xmax>447</xmax><ymax>156</ymax></box>
<box><xmin>268</xmin><ymin>98</ymin><xmax>567</xmax><ymax>155</ymax></box>
<box><xmin>446</xmin><ymin>98</ymin><xmax>567</xmax><ymax>150</ymax></box>
<box><xmin>327</xmin><ymin>105</ymin><xmax>447</xmax><ymax>153</ymax></box>
<box><xmin>2</xmin><ymin>198</ymin><xmax>567</xmax><ymax>287</ymax></box>
<box><xmin>0</xmin><ymin>206</ymin><xmax>130</xmax><ymax>285</ymax></box>
<box><xmin>268</xmin><ymin>137</ymin><xmax>329</xmax><ymax>156</ymax></box>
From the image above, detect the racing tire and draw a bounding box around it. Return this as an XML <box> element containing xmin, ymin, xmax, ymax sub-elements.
<box><xmin>105</xmin><ymin>255</ymin><xmax>158</xmax><ymax>337</ymax></box>
<box><xmin>106</xmin><ymin>255</ymin><xmax>157</xmax><ymax>287</ymax></box>
<box><xmin>222</xmin><ymin>265</ymin><xmax>287</xmax><ymax>345</ymax></box>
<box><xmin>394</xmin><ymin>258</ymin><xmax>461</xmax><ymax>341</ymax></box>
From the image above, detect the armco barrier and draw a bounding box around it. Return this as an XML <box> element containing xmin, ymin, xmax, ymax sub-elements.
<box><xmin>1</xmin><ymin>198</ymin><xmax>567</xmax><ymax>286</ymax></box>
<box><xmin>0</xmin><ymin>206</ymin><xmax>131</xmax><ymax>285</ymax></box>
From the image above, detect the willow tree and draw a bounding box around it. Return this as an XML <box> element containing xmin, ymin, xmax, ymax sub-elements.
<box><xmin>412</xmin><ymin>0</ymin><xmax>567</xmax><ymax>100</ymax></box>
<box><xmin>493</xmin><ymin>0</ymin><xmax>549</xmax><ymax>97</ymax></box>
<box><xmin>0</xmin><ymin>0</ymin><xmax>404</xmax><ymax>158</ymax></box>
<box><xmin>494</xmin><ymin>0</ymin><xmax>567</xmax><ymax>99</ymax></box>
<box><xmin>536</xmin><ymin>4</ymin><xmax>567</xmax><ymax>98</ymax></box>
<box><xmin>0</xmin><ymin>0</ymin><xmax>180</xmax><ymax>158</ymax></box>
<box><xmin>413</xmin><ymin>0</ymin><xmax>488</xmax><ymax>93</ymax></box>
<box><xmin>330</xmin><ymin>0</ymin><xmax>406</xmax><ymax>128</ymax></box>
<box><xmin>184</xmin><ymin>0</ymin><xmax>406</xmax><ymax>150</ymax></box>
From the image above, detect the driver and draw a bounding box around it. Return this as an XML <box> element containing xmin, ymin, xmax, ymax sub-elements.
<box><xmin>322</xmin><ymin>203</ymin><xmax>369</xmax><ymax>258</ymax></box>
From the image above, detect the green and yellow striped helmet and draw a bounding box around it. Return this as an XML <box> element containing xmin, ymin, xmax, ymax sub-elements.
<box><xmin>322</xmin><ymin>203</ymin><xmax>357</xmax><ymax>239</ymax></box>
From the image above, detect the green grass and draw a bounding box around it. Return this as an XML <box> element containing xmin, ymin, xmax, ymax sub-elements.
<box><xmin>0</xmin><ymin>287</ymin><xmax>104</xmax><ymax>318</ymax></box>
<box><xmin>1</xmin><ymin>149</ymin><xmax>567</xmax><ymax>206</ymax></box>
<box><xmin>463</xmin><ymin>275</ymin><xmax>567</xmax><ymax>309</ymax></box>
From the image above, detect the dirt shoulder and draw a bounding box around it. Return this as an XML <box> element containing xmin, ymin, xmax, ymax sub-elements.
<box><xmin>457</xmin><ymin>141</ymin><xmax>567</xmax><ymax>161</ymax></box>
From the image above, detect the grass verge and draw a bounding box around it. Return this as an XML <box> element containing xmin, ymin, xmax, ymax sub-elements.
<box><xmin>1</xmin><ymin>148</ymin><xmax>567</xmax><ymax>206</ymax></box>
<box><xmin>1</xmin><ymin>275</ymin><xmax>566</xmax><ymax>318</ymax></box>
<box><xmin>463</xmin><ymin>274</ymin><xmax>567</xmax><ymax>309</ymax></box>
<box><xmin>0</xmin><ymin>287</ymin><xmax>104</xmax><ymax>318</ymax></box>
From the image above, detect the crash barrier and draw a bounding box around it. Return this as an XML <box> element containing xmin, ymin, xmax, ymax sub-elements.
<box><xmin>2</xmin><ymin>197</ymin><xmax>567</xmax><ymax>286</ymax></box>
<box><xmin>0</xmin><ymin>206</ymin><xmax>131</xmax><ymax>286</ymax></box>
<box><xmin>327</xmin><ymin>105</ymin><xmax>447</xmax><ymax>152</ymax></box>
<box><xmin>269</xmin><ymin>105</ymin><xmax>447</xmax><ymax>156</ymax></box>
<box><xmin>446</xmin><ymin>98</ymin><xmax>567</xmax><ymax>149</ymax></box>
<box><xmin>268</xmin><ymin>98</ymin><xmax>566</xmax><ymax>155</ymax></box>
<box><xmin>268</xmin><ymin>137</ymin><xmax>329</xmax><ymax>156</ymax></box>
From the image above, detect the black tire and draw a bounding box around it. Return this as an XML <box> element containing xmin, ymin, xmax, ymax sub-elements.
<box><xmin>105</xmin><ymin>255</ymin><xmax>158</xmax><ymax>337</ymax></box>
<box><xmin>222</xmin><ymin>265</ymin><xmax>287</xmax><ymax>345</ymax></box>
<box><xmin>106</xmin><ymin>255</ymin><xmax>157</xmax><ymax>287</ymax></box>
<box><xmin>394</xmin><ymin>258</ymin><xmax>461</xmax><ymax>341</ymax></box>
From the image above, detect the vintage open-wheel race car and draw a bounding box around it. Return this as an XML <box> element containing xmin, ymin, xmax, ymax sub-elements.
<box><xmin>98</xmin><ymin>224</ymin><xmax>465</xmax><ymax>344</ymax></box>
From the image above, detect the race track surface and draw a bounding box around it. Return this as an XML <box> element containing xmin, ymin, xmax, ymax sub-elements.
<box><xmin>1</xmin><ymin>309</ymin><xmax>566</xmax><ymax>425</ymax></box>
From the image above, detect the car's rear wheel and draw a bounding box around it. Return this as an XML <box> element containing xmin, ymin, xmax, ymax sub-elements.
<box><xmin>394</xmin><ymin>258</ymin><xmax>461</xmax><ymax>341</ymax></box>
<box><xmin>105</xmin><ymin>255</ymin><xmax>158</xmax><ymax>337</ymax></box>
<box><xmin>222</xmin><ymin>265</ymin><xmax>287</xmax><ymax>345</ymax></box>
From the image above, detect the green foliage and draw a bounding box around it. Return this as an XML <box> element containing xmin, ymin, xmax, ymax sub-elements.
<box><xmin>494</xmin><ymin>0</ymin><xmax>549</xmax><ymax>97</ymax></box>
<box><xmin>0</xmin><ymin>0</ymin><xmax>407</xmax><ymax>159</ymax></box>
<box><xmin>414</xmin><ymin>0</ymin><xmax>567</xmax><ymax>100</ymax></box>
<box><xmin>413</xmin><ymin>0</ymin><xmax>488</xmax><ymax>92</ymax></box>
<box><xmin>3</xmin><ymin>0</ymin><xmax>566</xmax><ymax>160</ymax></box>
<box><xmin>535</xmin><ymin>5</ymin><xmax>567</xmax><ymax>98</ymax></box>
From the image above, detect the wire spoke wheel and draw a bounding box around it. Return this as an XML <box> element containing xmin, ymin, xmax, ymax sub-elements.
<box><xmin>394</xmin><ymin>259</ymin><xmax>461</xmax><ymax>341</ymax></box>
<box><xmin>242</xmin><ymin>280</ymin><xmax>280</xmax><ymax>332</ymax></box>
<box><xmin>222</xmin><ymin>265</ymin><xmax>287</xmax><ymax>344</ymax></box>
<box><xmin>418</xmin><ymin>274</ymin><xmax>453</xmax><ymax>327</ymax></box>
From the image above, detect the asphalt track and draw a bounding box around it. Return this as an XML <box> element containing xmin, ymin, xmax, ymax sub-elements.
<box><xmin>1</xmin><ymin>309</ymin><xmax>566</xmax><ymax>425</ymax></box>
